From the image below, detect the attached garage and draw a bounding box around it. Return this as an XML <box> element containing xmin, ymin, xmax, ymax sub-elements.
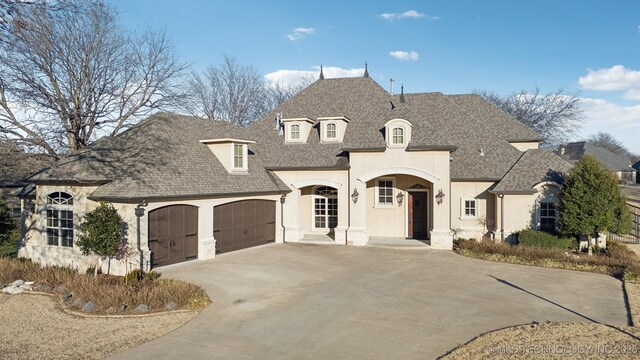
<box><xmin>214</xmin><ymin>200</ymin><xmax>276</xmax><ymax>254</ymax></box>
<box><xmin>148</xmin><ymin>205</ymin><xmax>198</xmax><ymax>268</ymax></box>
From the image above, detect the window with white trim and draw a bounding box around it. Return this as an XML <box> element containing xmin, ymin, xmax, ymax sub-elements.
<box><xmin>376</xmin><ymin>178</ymin><xmax>395</xmax><ymax>206</ymax></box>
<box><xmin>539</xmin><ymin>202</ymin><xmax>557</xmax><ymax>232</ymax></box>
<box><xmin>290</xmin><ymin>124</ymin><xmax>300</xmax><ymax>140</ymax></box>
<box><xmin>313</xmin><ymin>186</ymin><xmax>338</xmax><ymax>229</ymax></box>
<box><xmin>46</xmin><ymin>192</ymin><xmax>74</xmax><ymax>247</ymax></box>
<box><xmin>326</xmin><ymin>123</ymin><xmax>337</xmax><ymax>139</ymax></box>
<box><xmin>464</xmin><ymin>199</ymin><xmax>476</xmax><ymax>217</ymax></box>
<box><xmin>233</xmin><ymin>144</ymin><xmax>244</xmax><ymax>169</ymax></box>
<box><xmin>392</xmin><ymin>127</ymin><xmax>404</xmax><ymax>144</ymax></box>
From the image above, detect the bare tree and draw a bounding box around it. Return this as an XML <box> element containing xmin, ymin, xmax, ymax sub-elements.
<box><xmin>0</xmin><ymin>0</ymin><xmax>188</xmax><ymax>157</ymax></box>
<box><xmin>186</xmin><ymin>55</ymin><xmax>310</xmax><ymax>126</ymax></box>
<box><xmin>475</xmin><ymin>88</ymin><xmax>584</xmax><ymax>149</ymax></box>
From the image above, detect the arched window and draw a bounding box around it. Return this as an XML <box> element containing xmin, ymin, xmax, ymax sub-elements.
<box><xmin>290</xmin><ymin>124</ymin><xmax>300</xmax><ymax>139</ymax></box>
<box><xmin>313</xmin><ymin>186</ymin><xmax>338</xmax><ymax>229</ymax></box>
<box><xmin>392</xmin><ymin>127</ymin><xmax>404</xmax><ymax>144</ymax></box>
<box><xmin>46</xmin><ymin>192</ymin><xmax>74</xmax><ymax>247</ymax></box>
<box><xmin>326</xmin><ymin>123</ymin><xmax>337</xmax><ymax>139</ymax></box>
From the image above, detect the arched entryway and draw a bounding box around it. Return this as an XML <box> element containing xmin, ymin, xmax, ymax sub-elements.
<box><xmin>148</xmin><ymin>205</ymin><xmax>198</xmax><ymax>268</ymax></box>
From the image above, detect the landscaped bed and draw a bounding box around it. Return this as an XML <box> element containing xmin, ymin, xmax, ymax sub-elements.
<box><xmin>0</xmin><ymin>257</ymin><xmax>210</xmax><ymax>315</ymax></box>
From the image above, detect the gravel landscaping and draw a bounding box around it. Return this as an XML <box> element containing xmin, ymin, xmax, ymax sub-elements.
<box><xmin>0</xmin><ymin>293</ymin><xmax>198</xmax><ymax>360</ymax></box>
<box><xmin>441</xmin><ymin>322</ymin><xmax>640</xmax><ymax>359</ymax></box>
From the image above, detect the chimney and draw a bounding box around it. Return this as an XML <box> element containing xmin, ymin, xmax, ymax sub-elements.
<box><xmin>400</xmin><ymin>85</ymin><xmax>405</xmax><ymax>104</ymax></box>
<box><xmin>275</xmin><ymin>113</ymin><xmax>283</xmax><ymax>135</ymax></box>
<box><xmin>319</xmin><ymin>65</ymin><xmax>324</xmax><ymax>80</ymax></box>
<box><xmin>559</xmin><ymin>145</ymin><xmax>565</xmax><ymax>155</ymax></box>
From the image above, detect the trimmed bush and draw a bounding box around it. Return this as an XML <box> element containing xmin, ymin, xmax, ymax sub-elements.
<box><xmin>517</xmin><ymin>229</ymin><xmax>577</xmax><ymax>249</ymax></box>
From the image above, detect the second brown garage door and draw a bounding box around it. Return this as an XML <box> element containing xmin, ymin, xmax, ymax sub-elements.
<box><xmin>213</xmin><ymin>200</ymin><xmax>276</xmax><ymax>254</ymax></box>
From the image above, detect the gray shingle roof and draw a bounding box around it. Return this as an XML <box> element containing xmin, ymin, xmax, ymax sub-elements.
<box><xmin>493</xmin><ymin>149</ymin><xmax>573</xmax><ymax>193</ymax></box>
<box><xmin>559</xmin><ymin>142</ymin><xmax>633</xmax><ymax>172</ymax></box>
<box><xmin>249</xmin><ymin>77</ymin><xmax>543</xmax><ymax>180</ymax></box>
<box><xmin>30</xmin><ymin>113</ymin><xmax>289</xmax><ymax>201</ymax></box>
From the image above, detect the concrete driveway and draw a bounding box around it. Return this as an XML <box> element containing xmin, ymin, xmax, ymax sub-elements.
<box><xmin>111</xmin><ymin>244</ymin><xmax>628</xmax><ymax>359</ymax></box>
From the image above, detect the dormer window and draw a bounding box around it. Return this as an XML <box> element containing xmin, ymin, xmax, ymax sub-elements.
<box><xmin>318</xmin><ymin>116</ymin><xmax>349</xmax><ymax>142</ymax></box>
<box><xmin>233</xmin><ymin>144</ymin><xmax>244</xmax><ymax>169</ymax></box>
<box><xmin>282</xmin><ymin>117</ymin><xmax>313</xmax><ymax>143</ymax></box>
<box><xmin>326</xmin><ymin>123</ymin><xmax>337</xmax><ymax>139</ymax></box>
<box><xmin>199</xmin><ymin>138</ymin><xmax>254</xmax><ymax>173</ymax></box>
<box><xmin>384</xmin><ymin>118</ymin><xmax>412</xmax><ymax>148</ymax></box>
<box><xmin>291</xmin><ymin>124</ymin><xmax>300</xmax><ymax>140</ymax></box>
<box><xmin>392</xmin><ymin>127</ymin><xmax>404</xmax><ymax>144</ymax></box>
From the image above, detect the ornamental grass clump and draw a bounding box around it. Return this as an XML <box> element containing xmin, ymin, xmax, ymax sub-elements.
<box><xmin>0</xmin><ymin>257</ymin><xmax>210</xmax><ymax>314</ymax></box>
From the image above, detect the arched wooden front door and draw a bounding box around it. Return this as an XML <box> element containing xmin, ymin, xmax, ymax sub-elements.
<box><xmin>148</xmin><ymin>205</ymin><xmax>198</xmax><ymax>268</ymax></box>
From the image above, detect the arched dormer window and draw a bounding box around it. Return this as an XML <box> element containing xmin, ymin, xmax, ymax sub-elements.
<box><xmin>45</xmin><ymin>191</ymin><xmax>74</xmax><ymax>247</ymax></box>
<box><xmin>326</xmin><ymin>123</ymin><xmax>337</xmax><ymax>139</ymax></box>
<box><xmin>290</xmin><ymin>124</ymin><xmax>300</xmax><ymax>140</ymax></box>
<box><xmin>384</xmin><ymin>118</ymin><xmax>412</xmax><ymax>148</ymax></box>
<box><xmin>392</xmin><ymin>127</ymin><xmax>404</xmax><ymax>144</ymax></box>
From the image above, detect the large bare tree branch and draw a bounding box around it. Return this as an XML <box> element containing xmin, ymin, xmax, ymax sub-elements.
<box><xmin>0</xmin><ymin>0</ymin><xmax>188</xmax><ymax>157</ymax></box>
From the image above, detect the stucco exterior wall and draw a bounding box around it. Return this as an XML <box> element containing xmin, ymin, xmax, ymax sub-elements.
<box><xmin>495</xmin><ymin>184</ymin><xmax>561</xmax><ymax>241</ymax></box>
<box><xmin>450</xmin><ymin>181</ymin><xmax>496</xmax><ymax>240</ymax></box>
<box><xmin>349</xmin><ymin>148</ymin><xmax>452</xmax><ymax>249</ymax></box>
<box><xmin>509</xmin><ymin>142</ymin><xmax>539</xmax><ymax>151</ymax></box>
<box><xmin>274</xmin><ymin>169</ymin><xmax>349</xmax><ymax>243</ymax></box>
<box><xmin>20</xmin><ymin>184</ymin><xmax>283</xmax><ymax>275</ymax></box>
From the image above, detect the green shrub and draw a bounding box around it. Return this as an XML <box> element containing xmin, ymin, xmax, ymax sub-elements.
<box><xmin>125</xmin><ymin>268</ymin><xmax>145</xmax><ymax>283</ymax></box>
<box><xmin>517</xmin><ymin>229</ymin><xmax>577</xmax><ymax>249</ymax></box>
<box><xmin>0</xmin><ymin>199</ymin><xmax>16</xmax><ymax>245</ymax></box>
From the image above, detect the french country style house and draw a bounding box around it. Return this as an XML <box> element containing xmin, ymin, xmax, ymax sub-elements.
<box><xmin>18</xmin><ymin>69</ymin><xmax>573</xmax><ymax>275</ymax></box>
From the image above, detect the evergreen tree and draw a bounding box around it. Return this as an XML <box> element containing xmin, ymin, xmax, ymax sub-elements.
<box><xmin>559</xmin><ymin>155</ymin><xmax>632</xmax><ymax>254</ymax></box>
<box><xmin>77</xmin><ymin>202</ymin><xmax>124</xmax><ymax>276</ymax></box>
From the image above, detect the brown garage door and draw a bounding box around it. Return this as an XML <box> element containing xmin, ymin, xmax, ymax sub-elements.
<box><xmin>214</xmin><ymin>200</ymin><xmax>276</xmax><ymax>254</ymax></box>
<box><xmin>148</xmin><ymin>205</ymin><xmax>198</xmax><ymax>268</ymax></box>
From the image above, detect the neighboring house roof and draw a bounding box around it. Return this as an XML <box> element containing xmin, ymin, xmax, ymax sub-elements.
<box><xmin>492</xmin><ymin>149</ymin><xmax>573</xmax><ymax>193</ymax></box>
<box><xmin>558</xmin><ymin>142</ymin><xmax>633</xmax><ymax>172</ymax></box>
<box><xmin>249</xmin><ymin>77</ymin><xmax>543</xmax><ymax>180</ymax></box>
<box><xmin>633</xmin><ymin>160</ymin><xmax>640</xmax><ymax>171</ymax></box>
<box><xmin>29</xmin><ymin>113</ymin><xmax>290</xmax><ymax>201</ymax></box>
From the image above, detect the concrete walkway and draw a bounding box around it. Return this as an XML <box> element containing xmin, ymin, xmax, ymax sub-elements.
<box><xmin>110</xmin><ymin>244</ymin><xmax>628</xmax><ymax>360</ymax></box>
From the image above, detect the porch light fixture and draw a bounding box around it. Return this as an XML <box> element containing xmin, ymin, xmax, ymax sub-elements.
<box><xmin>351</xmin><ymin>188</ymin><xmax>359</xmax><ymax>204</ymax></box>
<box><xmin>280</xmin><ymin>194</ymin><xmax>286</xmax><ymax>204</ymax></box>
<box><xmin>435</xmin><ymin>189</ymin><xmax>445</xmax><ymax>205</ymax></box>
<box><xmin>396</xmin><ymin>191</ymin><xmax>404</xmax><ymax>205</ymax></box>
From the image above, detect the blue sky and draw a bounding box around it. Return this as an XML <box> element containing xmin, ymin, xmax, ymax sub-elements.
<box><xmin>111</xmin><ymin>0</ymin><xmax>640</xmax><ymax>153</ymax></box>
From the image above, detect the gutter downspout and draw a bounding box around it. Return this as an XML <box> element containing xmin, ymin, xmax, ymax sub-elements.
<box><xmin>347</xmin><ymin>167</ymin><xmax>351</xmax><ymax>245</ymax></box>
<box><xmin>135</xmin><ymin>200</ymin><xmax>148</xmax><ymax>272</ymax></box>
<box><xmin>280</xmin><ymin>194</ymin><xmax>286</xmax><ymax>243</ymax></box>
<box><xmin>498</xmin><ymin>193</ymin><xmax>505</xmax><ymax>242</ymax></box>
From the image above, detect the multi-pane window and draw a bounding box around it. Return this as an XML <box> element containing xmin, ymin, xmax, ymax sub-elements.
<box><xmin>540</xmin><ymin>202</ymin><xmax>557</xmax><ymax>232</ymax></box>
<box><xmin>46</xmin><ymin>192</ymin><xmax>74</xmax><ymax>247</ymax></box>
<box><xmin>392</xmin><ymin>127</ymin><xmax>404</xmax><ymax>144</ymax></box>
<box><xmin>233</xmin><ymin>144</ymin><xmax>244</xmax><ymax>168</ymax></box>
<box><xmin>290</xmin><ymin>124</ymin><xmax>300</xmax><ymax>139</ymax></box>
<box><xmin>464</xmin><ymin>199</ymin><xmax>477</xmax><ymax>217</ymax></box>
<box><xmin>378</xmin><ymin>180</ymin><xmax>394</xmax><ymax>205</ymax></box>
<box><xmin>313</xmin><ymin>186</ymin><xmax>338</xmax><ymax>229</ymax></box>
<box><xmin>326</xmin><ymin>123</ymin><xmax>337</xmax><ymax>139</ymax></box>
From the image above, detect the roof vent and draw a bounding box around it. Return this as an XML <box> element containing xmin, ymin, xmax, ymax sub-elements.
<box><xmin>400</xmin><ymin>85</ymin><xmax>405</xmax><ymax>104</ymax></box>
<box><xmin>479</xmin><ymin>148</ymin><xmax>485</xmax><ymax>157</ymax></box>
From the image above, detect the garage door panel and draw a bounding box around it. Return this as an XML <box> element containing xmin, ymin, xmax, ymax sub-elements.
<box><xmin>148</xmin><ymin>205</ymin><xmax>198</xmax><ymax>268</ymax></box>
<box><xmin>214</xmin><ymin>200</ymin><xmax>276</xmax><ymax>254</ymax></box>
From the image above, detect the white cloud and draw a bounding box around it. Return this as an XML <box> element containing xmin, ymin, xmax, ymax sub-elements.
<box><xmin>265</xmin><ymin>66</ymin><xmax>364</xmax><ymax>86</ymax></box>
<box><xmin>580</xmin><ymin>97</ymin><xmax>640</xmax><ymax>153</ymax></box>
<box><xmin>389</xmin><ymin>51</ymin><xmax>419</xmax><ymax>61</ymax></box>
<box><xmin>287</xmin><ymin>27</ymin><xmax>315</xmax><ymax>41</ymax></box>
<box><xmin>379</xmin><ymin>10</ymin><xmax>438</xmax><ymax>21</ymax></box>
<box><xmin>579</xmin><ymin>65</ymin><xmax>640</xmax><ymax>91</ymax></box>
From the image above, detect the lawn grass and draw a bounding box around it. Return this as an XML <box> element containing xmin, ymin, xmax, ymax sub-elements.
<box><xmin>455</xmin><ymin>239</ymin><xmax>640</xmax><ymax>280</ymax></box>
<box><xmin>0</xmin><ymin>257</ymin><xmax>210</xmax><ymax>314</ymax></box>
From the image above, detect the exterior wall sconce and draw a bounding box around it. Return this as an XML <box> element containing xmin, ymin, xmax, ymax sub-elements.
<box><xmin>279</xmin><ymin>194</ymin><xmax>286</xmax><ymax>204</ymax></box>
<box><xmin>435</xmin><ymin>189</ymin><xmax>445</xmax><ymax>205</ymax></box>
<box><xmin>396</xmin><ymin>191</ymin><xmax>404</xmax><ymax>205</ymax></box>
<box><xmin>351</xmin><ymin>188</ymin><xmax>359</xmax><ymax>204</ymax></box>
